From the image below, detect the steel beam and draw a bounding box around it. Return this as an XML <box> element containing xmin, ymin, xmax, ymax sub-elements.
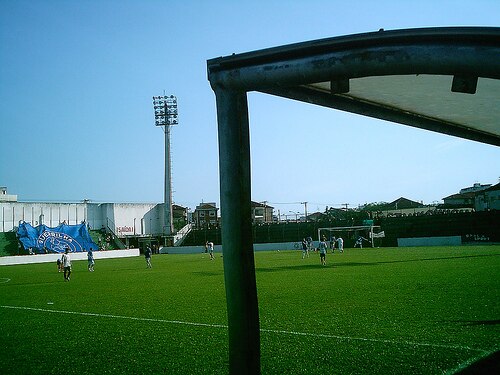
<box><xmin>262</xmin><ymin>86</ymin><xmax>500</xmax><ymax>147</ymax></box>
<box><xmin>208</xmin><ymin>44</ymin><xmax>500</xmax><ymax>91</ymax></box>
<box><xmin>208</xmin><ymin>27</ymin><xmax>500</xmax><ymax>91</ymax></box>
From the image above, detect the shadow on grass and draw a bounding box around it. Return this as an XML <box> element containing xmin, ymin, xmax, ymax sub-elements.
<box><xmin>456</xmin><ymin>350</ymin><xmax>500</xmax><ymax>374</ymax></box>
<box><xmin>253</xmin><ymin>253</ymin><xmax>500</xmax><ymax>273</ymax></box>
<box><xmin>191</xmin><ymin>271</ymin><xmax>223</xmax><ymax>277</ymax></box>
<box><xmin>256</xmin><ymin>262</ymin><xmax>372</xmax><ymax>273</ymax></box>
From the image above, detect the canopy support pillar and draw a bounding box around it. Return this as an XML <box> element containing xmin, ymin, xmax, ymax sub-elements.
<box><xmin>214</xmin><ymin>87</ymin><xmax>261</xmax><ymax>375</ymax></box>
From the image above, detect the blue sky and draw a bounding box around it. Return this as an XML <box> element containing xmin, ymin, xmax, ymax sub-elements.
<box><xmin>1</xmin><ymin>0</ymin><xmax>499</xmax><ymax>216</ymax></box>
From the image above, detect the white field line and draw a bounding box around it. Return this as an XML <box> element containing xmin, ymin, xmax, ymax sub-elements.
<box><xmin>0</xmin><ymin>305</ymin><xmax>489</xmax><ymax>355</ymax></box>
<box><xmin>260</xmin><ymin>328</ymin><xmax>488</xmax><ymax>354</ymax></box>
<box><xmin>0</xmin><ymin>305</ymin><xmax>227</xmax><ymax>329</ymax></box>
<box><xmin>0</xmin><ymin>278</ymin><xmax>11</xmax><ymax>283</ymax></box>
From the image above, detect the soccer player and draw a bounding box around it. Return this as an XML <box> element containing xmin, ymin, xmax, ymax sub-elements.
<box><xmin>87</xmin><ymin>249</ymin><xmax>95</xmax><ymax>272</ymax></box>
<box><xmin>207</xmin><ymin>241</ymin><xmax>214</xmax><ymax>260</ymax></box>
<box><xmin>306</xmin><ymin>236</ymin><xmax>313</xmax><ymax>252</ymax></box>
<box><xmin>330</xmin><ymin>236</ymin><xmax>336</xmax><ymax>253</ymax></box>
<box><xmin>301</xmin><ymin>238</ymin><xmax>309</xmax><ymax>259</ymax></box>
<box><xmin>318</xmin><ymin>238</ymin><xmax>327</xmax><ymax>266</ymax></box>
<box><xmin>354</xmin><ymin>236</ymin><xmax>367</xmax><ymax>248</ymax></box>
<box><xmin>145</xmin><ymin>246</ymin><xmax>152</xmax><ymax>268</ymax></box>
<box><xmin>61</xmin><ymin>248</ymin><xmax>72</xmax><ymax>281</ymax></box>
<box><xmin>336</xmin><ymin>237</ymin><xmax>344</xmax><ymax>253</ymax></box>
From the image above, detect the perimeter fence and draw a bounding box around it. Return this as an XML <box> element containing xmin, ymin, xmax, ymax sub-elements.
<box><xmin>182</xmin><ymin>210</ymin><xmax>499</xmax><ymax>247</ymax></box>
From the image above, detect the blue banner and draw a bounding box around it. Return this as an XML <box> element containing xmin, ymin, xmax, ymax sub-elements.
<box><xmin>17</xmin><ymin>222</ymin><xmax>98</xmax><ymax>254</ymax></box>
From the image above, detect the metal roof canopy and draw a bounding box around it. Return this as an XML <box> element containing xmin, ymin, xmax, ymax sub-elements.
<box><xmin>207</xmin><ymin>27</ymin><xmax>500</xmax><ymax>374</ymax></box>
<box><xmin>209</xmin><ymin>27</ymin><xmax>500</xmax><ymax>146</ymax></box>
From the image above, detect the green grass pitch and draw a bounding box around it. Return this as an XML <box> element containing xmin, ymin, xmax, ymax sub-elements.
<box><xmin>0</xmin><ymin>246</ymin><xmax>499</xmax><ymax>374</ymax></box>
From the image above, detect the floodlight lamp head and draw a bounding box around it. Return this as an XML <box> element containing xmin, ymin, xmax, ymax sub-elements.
<box><xmin>153</xmin><ymin>93</ymin><xmax>178</xmax><ymax>126</ymax></box>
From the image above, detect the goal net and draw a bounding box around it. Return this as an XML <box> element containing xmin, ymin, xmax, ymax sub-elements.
<box><xmin>317</xmin><ymin>225</ymin><xmax>384</xmax><ymax>248</ymax></box>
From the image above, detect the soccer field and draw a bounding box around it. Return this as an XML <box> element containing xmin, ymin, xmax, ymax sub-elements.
<box><xmin>0</xmin><ymin>246</ymin><xmax>499</xmax><ymax>374</ymax></box>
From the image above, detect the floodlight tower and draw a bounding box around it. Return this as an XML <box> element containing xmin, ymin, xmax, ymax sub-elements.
<box><xmin>301</xmin><ymin>201</ymin><xmax>308</xmax><ymax>222</ymax></box>
<box><xmin>153</xmin><ymin>95</ymin><xmax>178</xmax><ymax>238</ymax></box>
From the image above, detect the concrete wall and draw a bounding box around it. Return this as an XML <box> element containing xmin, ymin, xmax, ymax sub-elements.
<box><xmin>0</xmin><ymin>202</ymin><xmax>86</xmax><ymax>231</ymax></box>
<box><xmin>0</xmin><ymin>202</ymin><xmax>163</xmax><ymax>237</ymax></box>
<box><xmin>2</xmin><ymin>244</ymin><xmax>300</xmax><ymax>264</ymax></box>
<box><xmin>0</xmin><ymin>248</ymin><xmax>140</xmax><ymax>266</ymax></box>
<box><xmin>160</xmin><ymin>242</ymin><xmax>307</xmax><ymax>254</ymax></box>
<box><xmin>106</xmin><ymin>203</ymin><xmax>159</xmax><ymax>236</ymax></box>
<box><xmin>397</xmin><ymin>236</ymin><xmax>462</xmax><ymax>247</ymax></box>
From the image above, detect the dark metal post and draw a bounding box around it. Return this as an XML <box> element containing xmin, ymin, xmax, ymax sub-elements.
<box><xmin>214</xmin><ymin>87</ymin><xmax>260</xmax><ymax>374</ymax></box>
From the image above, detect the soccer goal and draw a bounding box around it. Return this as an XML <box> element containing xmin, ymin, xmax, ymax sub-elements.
<box><xmin>317</xmin><ymin>225</ymin><xmax>384</xmax><ymax>248</ymax></box>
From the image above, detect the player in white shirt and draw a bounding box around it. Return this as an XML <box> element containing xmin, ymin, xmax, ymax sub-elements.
<box><xmin>207</xmin><ymin>241</ymin><xmax>214</xmax><ymax>260</ymax></box>
<box><xmin>336</xmin><ymin>237</ymin><xmax>344</xmax><ymax>253</ymax></box>
<box><xmin>61</xmin><ymin>248</ymin><xmax>72</xmax><ymax>281</ymax></box>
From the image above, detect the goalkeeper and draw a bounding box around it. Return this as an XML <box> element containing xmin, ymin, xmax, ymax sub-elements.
<box><xmin>354</xmin><ymin>236</ymin><xmax>368</xmax><ymax>248</ymax></box>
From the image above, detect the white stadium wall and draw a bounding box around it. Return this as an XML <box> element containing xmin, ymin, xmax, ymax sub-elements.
<box><xmin>0</xmin><ymin>202</ymin><xmax>86</xmax><ymax>231</ymax></box>
<box><xmin>1</xmin><ymin>244</ymin><xmax>298</xmax><ymax>265</ymax></box>
<box><xmin>106</xmin><ymin>203</ymin><xmax>160</xmax><ymax>236</ymax></box>
<box><xmin>0</xmin><ymin>248</ymin><xmax>140</xmax><ymax>266</ymax></box>
<box><xmin>0</xmin><ymin>202</ymin><xmax>163</xmax><ymax>237</ymax></box>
